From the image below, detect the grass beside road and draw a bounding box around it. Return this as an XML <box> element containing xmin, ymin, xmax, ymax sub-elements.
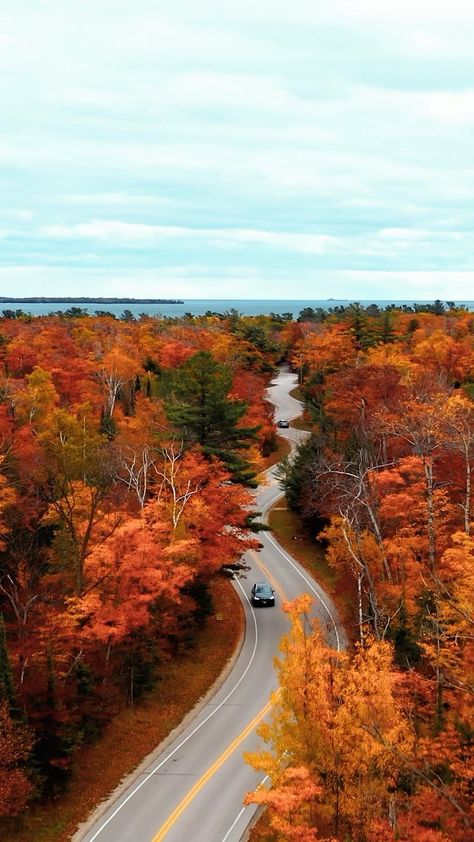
<box><xmin>288</xmin><ymin>386</ymin><xmax>315</xmax><ymax>432</ymax></box>
<box><xmin>260</xmin><ymin>434</ymin><xmax>292</xmax><ymax>471</ymax></box>
<box><xmin>290</xmin><ymin>414</ymin><xmax>315</xmax><ymax>432</ymax></box>
<box><xmin>248</xmin><ymin>504</ymin><xmax>355</xmax><ymax>842</ymax></box>
<box><xmin>268</xmin><ymin>504</ymin><xmax>355</xmax><ymax>637</ymax></box>
<box><xmin>4</xmin><ymin>578</ymin><xmax>244</xmax><ymax>842</ymax></box>
<box><xmin>289</xmin><ymin>385</ymin><xmax>304</xmax><ymax>402</ymax></box>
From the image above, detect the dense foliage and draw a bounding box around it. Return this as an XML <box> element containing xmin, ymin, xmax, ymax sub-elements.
<box><xmin>0</xmin><ymin>310</ymin><xmax>283</xmax><ymax>822</ymax></box>
<box><xmin>250</xmin><ymin>303</ymin><xmax>474</xmax><ymax>841</ymax></box>
<box><xmin>2</xmin><ymin>301</ymin><xmax>473</xmax><ymax>841</ymax></box>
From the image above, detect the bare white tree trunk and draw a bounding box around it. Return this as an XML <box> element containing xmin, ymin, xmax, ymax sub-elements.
<box><xmin>153</xmin><ymin>441</ymin><xmax>203</xmax><ymax>528</ymax></box>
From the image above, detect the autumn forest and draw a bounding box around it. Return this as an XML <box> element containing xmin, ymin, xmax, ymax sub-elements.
<box><xmin>0</xmin><ymin>303</ymin><xmax>473</xmax><ymax>842</ymax></box>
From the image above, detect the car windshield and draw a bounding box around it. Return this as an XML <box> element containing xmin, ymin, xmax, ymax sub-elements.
<box><xmin>255</xmin><ymin>583</ymin><xmax>273</xmax><ymax>596</ymax></box>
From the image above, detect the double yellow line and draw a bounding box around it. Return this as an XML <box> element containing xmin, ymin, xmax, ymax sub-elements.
<box><xmin>250</xmin><ymin>550</ymin><xmax>286</xmax><ymax>603</ymax></box>
<box><xmin>152</xmin><ymin>553</ymin><xmax>287</xmax><ymax>841</ymax></box>
<box><xmin>152</xmin><ymin>699</ymin><xmax>272</xmax><ymax>841</ymax></box>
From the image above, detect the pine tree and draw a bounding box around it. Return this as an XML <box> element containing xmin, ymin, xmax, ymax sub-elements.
<box><xmin>163</xmin><ymin>351</ymin><xmax>259</xmax><ymax>484</ymax></box>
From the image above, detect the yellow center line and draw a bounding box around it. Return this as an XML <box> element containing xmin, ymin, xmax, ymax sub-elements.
<box><xmin>151</xmin><ymin>699</ymin><xmax>272</xmax><ymax>842</ymax></box>
<box><xmin>249</xmin><ymin>550</ymin><xmax>287</xmax><ymax>602</ymax></box>
<box><xmin>152</xmin><ymin>554</ymin><xmax>287</xmax><ymax>840</ymax></box>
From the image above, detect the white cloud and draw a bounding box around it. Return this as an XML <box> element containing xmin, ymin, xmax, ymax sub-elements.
<box><xmin>65</xmin><ymin>193</ymin><xmax>175</xmax><ymax>206</ymax></box>
<box><xmin>40</xmin><ymin>221</ymin><xmax>172</xmax><ymax>241</ymax></box>
<box><xmin>31</xmin><ymin>219</ymin><xmax>472</xmax><ymax>271</ymax></box>
<box><xmin>39</xmin><ymin>221</ymin><xmax>336</xmax><ymax>254</ymax></box>
<box><xmin>405</xmin><ymin>31</ymin><xmax>446</xmax><ymax>55</ymax></box>
<box><xmin>2</xmin><ymin>209</ymin><xmax>34</xmax><ymax>221</ymax></box>
<box><xmin>378</xmin><ymin>228</ymin><xmax>462</xmax><ymax>241</ymax></box>
<box><xmin>167</xmin><ymin>72</ymin><xmax>296</xmax><ymax>111</ymax></box>
<box><xmin>2</xmin><ymin>3</ymin><xmax>474</xmax><ymax>297</ymax></box>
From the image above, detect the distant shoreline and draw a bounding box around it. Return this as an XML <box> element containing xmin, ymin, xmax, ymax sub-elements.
<box><xmin>0</xmin><ymin>297</ymin><xmax>184</xmax><ymax>304</ymax></box>
<box><xmin>1</xmin><ymin>299</ymin><xmax>472</xmax><ymax>320</ymax></box>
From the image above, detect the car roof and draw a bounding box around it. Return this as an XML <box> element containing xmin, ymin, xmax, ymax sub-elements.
<box><xmin>254</xmin><ymin>582</ymin><xmax>272</xmax><ymax>589</ymax></box>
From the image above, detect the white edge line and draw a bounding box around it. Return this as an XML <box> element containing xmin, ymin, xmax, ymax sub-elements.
<box><xmin>264</xmin><ymin>529</ymin><xmax>341</xmax><ymax>651</ymax></box>
<box><xmin>88</xmin><ymin>372</ymin><xmax>332</xmax><ymax>840</ymax></box>
<box><xmin>220</xmin><ymin>776</ymin><xmax>269</xmax><ymax>842</ymax></box>
<box><xmin>259</xmin><ymin>480</ymin><xmax>342</xmax><ymax>652</ymax></box>
<box><xmin>86</xmin><ymin>582</ymin><xmax>259</xmax><ymax>841</ymax></box>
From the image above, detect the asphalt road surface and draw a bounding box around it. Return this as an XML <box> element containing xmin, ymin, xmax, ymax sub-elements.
<box><xmin>76</xmin><ymin>366</ymin><xmax>346</xmax><ymax>842</ymax></box>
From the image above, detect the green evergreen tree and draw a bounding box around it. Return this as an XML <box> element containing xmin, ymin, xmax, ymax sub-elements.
<box><xmin>432</xmin><ymin>299</ymin><xmax>446</xmax><ymax>315</ymax></box>
<box><xmin>276</xmin><ymin>433</ymin><xmax>326</xmax><ymax>530</ymax></box>
<box><xmin>344</xmin><ymin>302</ymin><xmax>381</xmax><ymax>349</ymax></box>
<box><xmin>162</xmin><ymin>350</ymin><xmax>259</xmax><ymax>484</ymax></box>
<box><xmin>34</xmin><ymin>651</ymin><xmax>74</xmax><ymax>795</ymax></box>
<box><xmin>297</xmin><ymin>306</ymin><xmax>327</xmax><ymax>323</ymax></box>
<box><xmin>381</xmin><ymin>309</ymin><xmax>396</xmax><ymax>344</ymax></box>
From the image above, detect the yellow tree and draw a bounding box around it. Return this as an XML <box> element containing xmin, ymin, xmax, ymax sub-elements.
<box><xmin>292</xmin><ymin>324</ymin><xmax>356</xmax><ymax>379</ymax></box>
<box><xmin>245</xmin><ymin>596</ymin><xmax>413</xmax><ymax>842</ymax></box>
<box><xmin>96</xmin><ymin>347</ymin><xmax>140</xmax><ymax>425</ymax></box>
<box><xmin>11</xmin><ymin>365</ymin><xmax>59</xmax><ymax>430</ymax></box>
<box><xmin>434</xmin><ymin>532</ymin><xmax>474</xmax><ymax>702</ymax></box>
<box><xmin>39</xmin><ymin>408</ymin><xmax>120</xmax><ymax>593</ymax></box>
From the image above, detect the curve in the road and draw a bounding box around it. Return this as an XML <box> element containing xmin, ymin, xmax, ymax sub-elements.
<box><xmin>77</xmin><ymin>366</ymin><xmax>346</xmax><ymax>842</ymax></box>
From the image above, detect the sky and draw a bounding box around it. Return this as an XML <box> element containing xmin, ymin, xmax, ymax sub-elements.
<box><xmin>1</xmin><ymin>0</ymin><xmax>474</xmax><ymax>301</ymax></box>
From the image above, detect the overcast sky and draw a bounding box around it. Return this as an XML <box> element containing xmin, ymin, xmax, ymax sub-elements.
<box><xmin>1</xmin><ymin>0</ymin><xmax>474</xmax><ymax>300</ymax></box>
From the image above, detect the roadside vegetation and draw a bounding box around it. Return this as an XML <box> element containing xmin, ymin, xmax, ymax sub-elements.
<box><xmin>248</xmin><ymin>300</ymin><xmax>474</xmax><ymax>842</ymax></box>
<box><xmin>0</xmin><ymin>309</ymin><xmax>285</xmax><ymax>835</ymax></box>
<box><xmin>268</xmin><ymin>504</ymin><xmax>354</xmax><ymax>636</ymax></box>
<box><xmin>261</xmin><ymin>435</ymin><xmax>292</xmax><ymax>470</ymax></box>
<box><xmin>2</xmin><ymin>579</ymin><xmax>243</xmax><ymax>842</ymax></box>
<box><xmin>1</xmin><ymin>301</ymin><xmax>473</xmax><ymax>842</ymax></box>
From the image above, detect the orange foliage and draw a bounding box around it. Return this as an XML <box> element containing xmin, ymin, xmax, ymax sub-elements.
<box><xmin>0</xmin><ymin>310</ymin><xmax>277</xmax><ymax>817</ymax></box>
<box><xmin>0</xmin><ymin>704</ymin><xmax>33</xmax><ymax>817</ymax></box>
<box><xmin>292</xmin><ymin>324</ymin><xmax>357</xmax><ymax>376</ymax></box>
<box><xmin>274</xmin><ymin>305</ymin><xmax>474</xmax><ymax>841</ymax></box>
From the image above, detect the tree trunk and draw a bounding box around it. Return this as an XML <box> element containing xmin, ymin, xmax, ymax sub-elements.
<box><xmin>464</xmin><ymin>445</ymin><xmax>471</xmax><ymax>535</ymax></box>
<box><xmin>423</xmin><ymin>456</ymin><xmax>437</xmax><ymax>573</ymax></box>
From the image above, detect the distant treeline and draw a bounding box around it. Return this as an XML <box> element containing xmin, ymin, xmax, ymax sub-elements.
<box><xmin>296</xmin><ymin>299</ymin><xmax>470</xmax><ymax>322</ymax></box>
<box><xmin>0</xmin><ymin>300</ymin><xmax>469</xmax><ymax>324</ymax></box>
<box><xmin>198</xmin><ymin>300</ymin><xmax>472</xmax><ymax>323</ymax></box>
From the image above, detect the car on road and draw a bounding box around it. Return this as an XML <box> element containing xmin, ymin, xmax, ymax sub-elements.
<box><xmin>276</xmin><ymin>419</ymin><xmax>290</xmax><ymax>428</ymax></box>
<box><xmin>251</xmin><ymin>581</ymin><xmax>275</xmax><ymax>607</ymax></box>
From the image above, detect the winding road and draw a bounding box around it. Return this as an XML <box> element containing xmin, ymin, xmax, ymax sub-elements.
<box><xmin>76</xmin><ymin>367</ymin><xmax>346</xmax><ymax>842</ymax></box>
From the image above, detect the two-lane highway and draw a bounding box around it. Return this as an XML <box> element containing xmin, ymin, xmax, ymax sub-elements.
<box><xmin>76</xmin><ymin>367</ymin><xmax>346</xmax><ymax>842</ymax></box>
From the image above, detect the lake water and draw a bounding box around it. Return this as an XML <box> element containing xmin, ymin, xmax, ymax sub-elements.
<box><xmin>2</xmin><ymin>299</ymin><xmax>474</xmax><ymax>319</ymax></box>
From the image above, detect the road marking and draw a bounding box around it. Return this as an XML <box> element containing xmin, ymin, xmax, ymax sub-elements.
<box><xmin>258</xmin><ymin>489</ymin><xmax>342</xmax><ymax>651</ymax></box>
<box><xmin>84</xmin><ymin>581</ymin><xmax>259</xmax><ymax>841</ymax></box>
<box><xmin>256</xmin><ymin>428</ymin><xmax>342</xmax><ymax>652</ymax></box>
<box><xmin>151</xmin><ymin>700</ymin><xmax>272</xmax><ymax>842</ymax></box>
<box><xmin>262</xmin><ymin>530</ymin><xmax>342</xmax><ymax>652</ymax></box>
<box><xmin>84</xmin><ymin>373</ymin><xmax>340</xmax><ymax>842</ymax></box>
<box><xmin>220</xmin><ymin>775</ymin><xmax>269</xmax><ymax>842</ymax></box>
<box><xmin>150</xmin><ymin>548</ymin><xmax>287</xmax><ymax>842</ymax></box>
<box><xmin>150</xmin><ymin>538</ymin><xmax>288</xmax><ymax>842</ymax></box>
<box><xmin>250</xmin><ymin>550</ymin><xmax>287</xmax><ymax>602</ymax></box>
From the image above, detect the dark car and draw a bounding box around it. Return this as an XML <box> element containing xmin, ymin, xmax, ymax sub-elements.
<box><xmin>251</xmin><ymin>582</ymin><xmax>275</xmax><ymax>607</ymax></box>
<box><xmin>276</xmin><ymin>419</ymin><xmax>290</xmax><ymax>428</ymax></box>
